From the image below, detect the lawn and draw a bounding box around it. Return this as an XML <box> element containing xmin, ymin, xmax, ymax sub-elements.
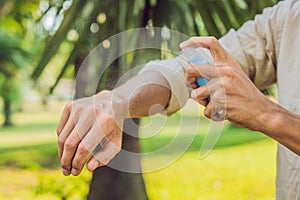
<box><xmin>0</xmin><ymin>100</ymin><xmax>277</xmax><ymax>199</ymax></box>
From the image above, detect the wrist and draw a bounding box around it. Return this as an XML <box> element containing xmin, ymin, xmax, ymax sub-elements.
<box><xmin>111</xmin><ymin>89</ymin><xmax>130</xmax><ymax>119</ymax></box>
<box><xmin>94</xmin><ymin>90</ymin><xmax>129</xmax><ymax>120</ymax></box>
<box><xmin>256</xmin><ymin>99</ymin><xmax>286</xmax><ymax>140</ymax></box>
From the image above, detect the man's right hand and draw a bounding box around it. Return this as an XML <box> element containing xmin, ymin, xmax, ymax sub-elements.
<box><xmin>181</xmin><ymin>37</ymin><xmax>275</xmax><ymax>130</ymax></box>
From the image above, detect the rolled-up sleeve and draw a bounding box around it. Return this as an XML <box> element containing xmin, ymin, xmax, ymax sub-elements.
<box><xmin>219</xmin><ymin>1</ymin><xmax>288</xmax><ymax>89</ymax></box>
<box><xmin>139</xmin><ymin>57</ymin><xmax>191</xmax><ymax>115</ymax></box>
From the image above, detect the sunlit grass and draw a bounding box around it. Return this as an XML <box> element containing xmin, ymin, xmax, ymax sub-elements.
<box><xmin>0</xmin><ymin>100</ymin><xmax>277</xmax><ymax>199</ymax></box>
<box><xmin>0</xmin><ymin>168</ymin><xmax>91</xmax><ymax>200</ymax></box>
<box><xmin>144</xmin><ymin>140</ymin><xmax>276</xmax><ymax>200</ymax></box>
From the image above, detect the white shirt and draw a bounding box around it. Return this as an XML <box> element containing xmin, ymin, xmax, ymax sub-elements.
<box><xmin>141</xmin><ymin>0</ymin><xmax>300</xmax><ymax>199</ymax></box>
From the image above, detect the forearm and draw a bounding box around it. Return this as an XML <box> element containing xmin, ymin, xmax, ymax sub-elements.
<box><xmin>259</xmin><ymin>100</ymin><xmax>300</xmax><ymax>155</ymax></box>
<box><xmin>112</xmin><ymin>71</ymin><xmax>172</xmax><ymax>118</ymax></box>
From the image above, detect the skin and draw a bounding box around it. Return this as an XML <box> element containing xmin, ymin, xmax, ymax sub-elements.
<box><xmin>57</xmin><ymin>71</ymin><xmax>171</xmax><ymax>176</ymax></box>
<box><xmin>57</xmin><ymin>36</ymin><xmax>300</xmax><ymax>176</ymax></box>
<box><xmin>181</xmin><ymin>36</ymin><xmax>300</xmax><ymax>156</ymax></box>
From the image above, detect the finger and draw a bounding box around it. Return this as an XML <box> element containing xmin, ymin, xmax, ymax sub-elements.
<box><xmin>188</xmin><ymin>82</ymin><xmax>198</xmax><ymax>89</ymax></box>
<box><xmin>185</xmin><ymin>75</ymin><xmax>197</xmax><ymax>89</ymax></box>
<box><xmin>191</xmin><ymin>85</ymin><xmax>210</xmax><ymax>106</ymax></box>
<box><xmin>210</xmin><ymin>105</ymin><xmax>226</xmax><ymax>122</ymax></box>
<box><xmin>204</xmin><ymin>90</ymin><xmax>227</xmax><ymax>121</ymax></box>
<box><xmin>57</xmin><ymin>118</ymin><xmax>75</xmax><ymax>159</ymax></box>
<box><xmin>87</xmin><ymin>132</ymin><xmax>122</xmax><ymax>171</ymax></box>
<box><xmin>58</xmin><ymin>109</ymin><xmax>97</xmax><ymax>158</ymax></box>
<box><xmin>180</xmin><ymin>37</ymin><xmax>224</xmax><ymax>54</ymax></box>
<box><xmin>203</xmin><ymin>103</ymin><xmax>212</xmax><ymax>119</ymax></box>
<box><xmin>186</xmin><ymin>64</ymin><xmax>219</xmax><ymax>82</ymax></box>
<box><xmin>180</xmin><ymin>36</ymin><xmax>209</xmax><ymax>48</ymax></box>
<box><xmin>57</xmin><ymin>101</ymin><xmax>73</xmax><ymax>135</ymax></box>
<box><xmin>60</xmin><ymin>127</ymin><xmax>83</xmax><ymax>176</ymax></box>
<box><xmin>70</xmin><ymin>124</ymin><xmax>105</xmax><ymax>176</ymax></box>
<box><xmin>181</xmin><ymin>37</ymin><xmax>241</xmax><ymax>69</ymax></box>
<box><xmin>211</xmin><ymin>89</ymin><xmax>227</xmax><ymax>121</ymax></box>
<box><xmin>181</xmin><ymin>36</ymin><xmax>220</xmax><ymax>46</ymax></box>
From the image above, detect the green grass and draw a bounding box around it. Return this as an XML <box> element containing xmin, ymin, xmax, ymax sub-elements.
<box><xmin>0</xmin><ymin>101</ymin><xmax>277</xmax><ymax>199</ymax></box>
<box><xmin>144</xmin><ymin>140</ymin><xmax>276</xmax><ymax>200</ymax></box>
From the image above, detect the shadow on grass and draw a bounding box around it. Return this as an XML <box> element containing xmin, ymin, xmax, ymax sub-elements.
<box><xmin>0</xmin><ymin>142</ymin><xmax>59</xmax><ymax>169</ymax></box>
<box><xmin>140</xmin><ymin>125</ymin><xmax>268</xmax><ymax>153</ymax></box>
<box><xmin>0</xmin><ymin>122</ymin><xmax>58</xmax><ymax>134</ymax></box>
<box><xmin>0</xmin><ymin>125</ymin><xmax>268</xmax><ymax>169</ymax></box>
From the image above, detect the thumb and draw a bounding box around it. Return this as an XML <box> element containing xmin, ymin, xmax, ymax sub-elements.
<box><xmin>87</xmin><ymin>134</ymin><xmax>122</xmax><ymax>171</ymax></box>
<box><xmin>88</xmin><ymin>158</ymin><xmax>100</xmax><ymax>171</ymax></box>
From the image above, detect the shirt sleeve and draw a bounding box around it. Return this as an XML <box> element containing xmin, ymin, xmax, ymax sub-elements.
<box><xmin>219</xmin><ymin>0</ymin><xmax>289</xmax><ymax>90</ymax></box>
<box><xmin>139</xmin><ymin>57</ymin><xmax>191</xmax><ymax>116</ymax></box>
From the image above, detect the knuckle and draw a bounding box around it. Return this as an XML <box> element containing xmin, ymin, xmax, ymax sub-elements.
<box><xmin>66</xmin><ymin>101</ymin><xmax>73</xmax><ymax>111</ymax></box>
<box><xmin>57</xmin><ymin>136</ymin><xmax>65</xmax><ymax>147</ymax></box>
<box><xmin>221</xmin><ymin>66</ymin><xmax>236</xmax><ymax>78</ymax></box>
<box><xmin>214</xmin><ymin>96</ymin><xmax>226</xmax><ymax>105</ymax></box>
<box><xmin>72</xmin><ymin>158</ymin><xmax>82</xmax><ymax>168</ymax></box>
<box><xmin>74</xmin><ymin>105</ymin><xmax>85</xmax><ymax>117</ymax></box>
<box><xmin>203</xmin><ymin>109</ymin><xmax>210</xmax><ymax>119</ymax></box>
<box><xmin>64</xmin><ymin>137</ymin><xmax>77</xmax><ymax>149</ymax></box>
<box><xmin>208</xmin><ymin>36</ymin><xmax>218</xmax><ymax>44</ymax></box>
<box><xmin>93</xmin><ymin>106</ymin><xmax>101</xmax><ymax>116</ymax></box>
<box><xmin>77</xmin><ymin>142</ymin><xmax>90</xmax><ymax>155</ymax></box>
<box><xmin>56</xmin><ymin>127</ymin><xmax>61</xmax><ymax>136</ymax></box>
<box><xmin>223</xmin><ymin>80</ymin><xmax>232</xmax><ymax>91</ymax></box>
<box><xmin>102</xmin><ymin>114</ymin><xmax>114</xmax><ymax>125</ymax></box>
<box><xmin>190</xmin><ymin>36</ymin><xmax>199</xmax><ymax>41</ymax></box>
<box><xmin>196</xmin><ymin>95</ymin><xmax>203</xmax><ymax>102</ymax></box>
<box><xmin>60</xmin><ymin>160</ymin><xmax>69</xmax><ymax>169</ymax></box>
<box><xmin>186</xmin><ymin>65</ymin><xmax>195</xmax><ymax>73</ymax></box>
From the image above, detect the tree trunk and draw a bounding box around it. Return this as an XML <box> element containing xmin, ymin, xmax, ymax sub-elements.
<box><xmin>3</xmin><ymin>98</ymin><xmax>12</xmax><ymax>127</ymax></box>
<box><xmin>74</xmin><ymin>56</ymin><xmax>148</xmax><ymax>200</ymax></box>
<box><xmin>86</xmin><ymin>60</ymin><xmax>149</xmax><ymax>199</ymax></box>
<box><xmin>87</xmin><ymin>118</ymin><xmax>148</xmax><ymax>200</ymax></box>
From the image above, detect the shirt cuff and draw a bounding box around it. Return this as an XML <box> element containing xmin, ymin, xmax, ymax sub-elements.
<box><xmin>139</xmin><ymin>57</ymin><xmax>191</xmax><ymax>115</ymax></box>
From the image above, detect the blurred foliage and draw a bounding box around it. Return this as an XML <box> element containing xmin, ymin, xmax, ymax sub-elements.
<box><xmin>0</xmin><ymin>33</ymin><xmax>27</xmax><ymax>126</ymax></box>
<box><xmin>0</xmin><ymin>0</ymin><xmax>41</xmax><ymax>126</ymax></box>
<box><xmin>0</xmin><ymin>0</ymin><xmax>281</xmax><ymax>125</ymax></box>
<box><xmin>30</xmin><ymin>0</ymin><xmax>280</xmax><ymax>94</ymax></box>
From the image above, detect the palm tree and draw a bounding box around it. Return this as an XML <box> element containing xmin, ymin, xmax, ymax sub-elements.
<box><xmin>31</xmin><ymin>0</ymin><xmax>280</xmax><ymax>199</ymax></box>
<box><xmin>0</xmin><ymin>0</ymin><xmax>39</xmax><ymax>126</ymax></box>
<box><xmin>0</xmin><ymin>33</ymin><xmax>26</xmax><ymax>126</ymax></box>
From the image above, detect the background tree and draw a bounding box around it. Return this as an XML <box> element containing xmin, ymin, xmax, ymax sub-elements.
<box><xmin>30</xmin><ymin>0</ymin><xmax>280</xmax><ymax>199</ymax></box>
<box><xmin>0</xmin><ymin>33</ymin><xmax>24</xmax><ymax>126</ymax></box>
<box><xmin>0</xmin><ymin>0</ymin><xmax>41</xmax><ymax>126</ymax></box>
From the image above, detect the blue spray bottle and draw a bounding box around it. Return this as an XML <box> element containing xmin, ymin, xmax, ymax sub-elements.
<box><xmin>181</xmin><ymin>47</ymin><xmax>213</xmax><ymax>101</ymax></box>
<box><xmin>181</xmin><ymin>47</ymin><xmax>224</xmax><ymax>158</ymax></box>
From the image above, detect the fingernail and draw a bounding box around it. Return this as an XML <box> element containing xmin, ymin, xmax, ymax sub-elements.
<box><xmin>62</xmin><ymin>168</ymin><xmax>70</xmax><ymax>176</ymax></box>
<box><xmin>191</xmin><ymin>90</ymin><xmax>197</xmax><ymax>99</ymax></box>
<box><xmin>71</xmin><ymin>168</ymin><xmax>79</xmax><ymax>176</ymax></box>
<box><xmin>92</xmin><ymin>161</ymin><xmax>99</xmax><ymax>171</ymax></box>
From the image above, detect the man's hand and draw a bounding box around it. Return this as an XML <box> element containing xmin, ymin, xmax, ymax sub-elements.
<box><xmin>181</xmin><ymin>37</ymin><xmax>274</xmax><ymax>130</ymax></box>
<box><xmin>56</xmin><ymin>90</ymin><xmax>127</xmax><ymax>176</ymax></box>
<box><xmin>56</xmin><ymin>70</ymin><xmax>171</xmax><ymax>176</ymax></box>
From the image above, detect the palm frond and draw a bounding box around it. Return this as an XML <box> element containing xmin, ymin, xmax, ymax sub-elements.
<box><xmin>31</xmin><ymin>0</ymin><xmax>86</xmax><ymax>80</ymax></box>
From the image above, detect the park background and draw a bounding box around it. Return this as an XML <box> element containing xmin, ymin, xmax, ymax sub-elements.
<box><xmin>0</xmin><ymin>0</ymin><xmax>280</xmax><ymax>199</ymax></box>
